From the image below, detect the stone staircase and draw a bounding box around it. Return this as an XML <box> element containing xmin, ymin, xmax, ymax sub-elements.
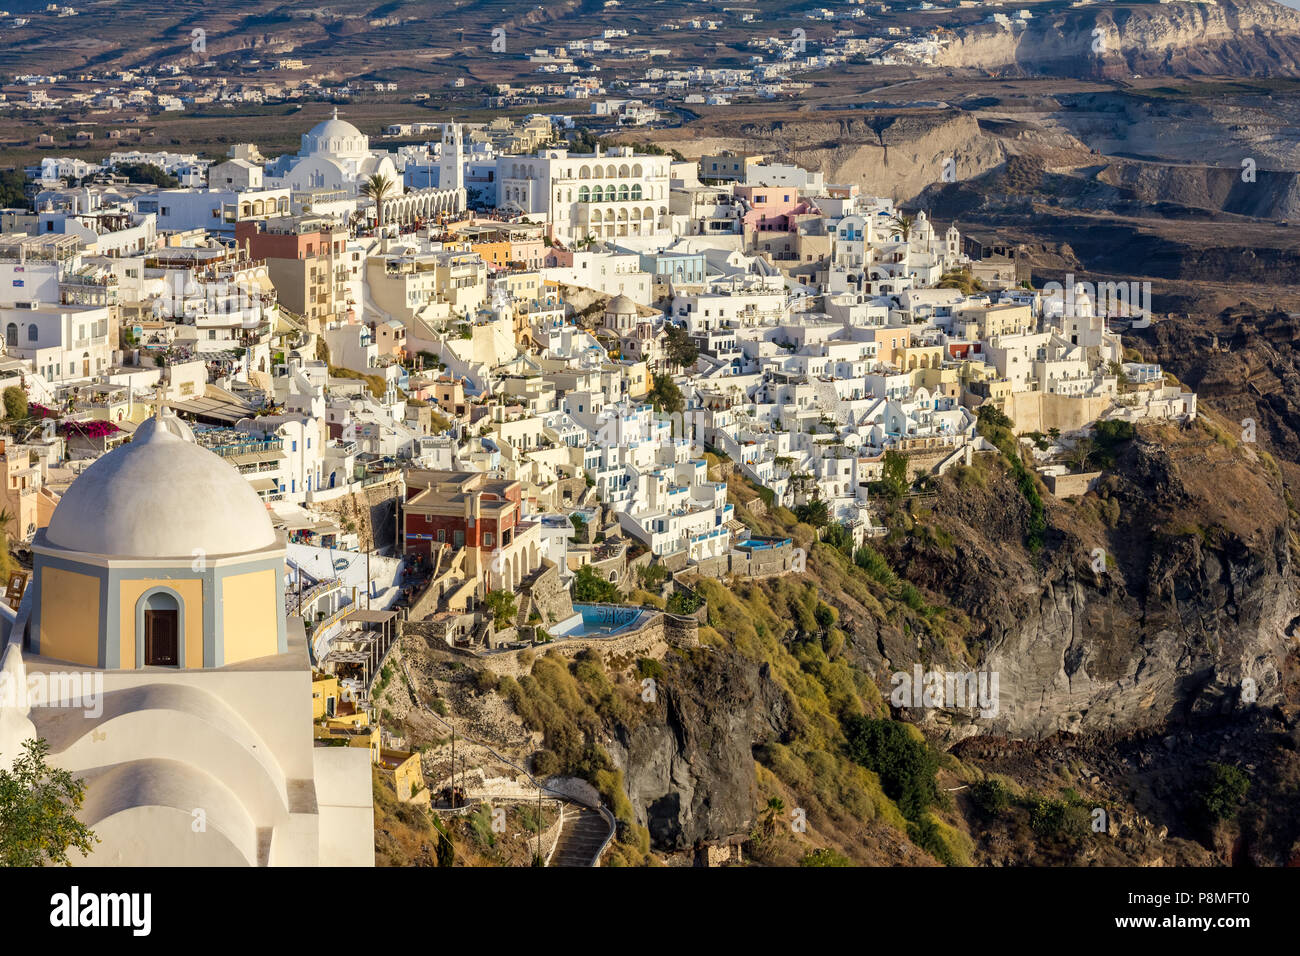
<box><xmin>548</xmin><ymin>805</ymin><xmax>613</xmax><ymax>867</ymax></box>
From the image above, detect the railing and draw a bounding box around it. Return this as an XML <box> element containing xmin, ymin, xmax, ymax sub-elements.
<box><xmin>289</xmin><ymin>577</ymin><xmax>344</xmax><ymax>615</ymax></box>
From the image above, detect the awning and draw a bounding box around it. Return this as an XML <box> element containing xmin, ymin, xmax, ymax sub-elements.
<box><xmin>250</xmin><ymin>477</ymin><xmax>278</xmax><ymax>492</ymax></box>
<box><xmin>228</xmin><ymin>449</ymin><xmax>287</xmax><ymax>466</ymax></box>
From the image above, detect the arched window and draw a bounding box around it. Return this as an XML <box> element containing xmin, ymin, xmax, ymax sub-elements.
<box><xmin>617</xmin><ymin>185</ymin><xmax>630</xmax><ymax>201</ymax></box>
<box><xmin>578</xmin><ymin>186</ymin><xmax>590</xmax><ymax>203</ymax></box>
<box><xmin>591</xmin><ymin>186</ymin><xmax>604</xmax><ymax>202</ymax></box>
<box><xmin>5</xmin><ymin>323</ymin><xmax>15</xmax><ymax>347</ymax></box>
<box><xmin>631</xmin><ymin>184</ymin><xmax>642</xmax><ymax>200</ymax></box>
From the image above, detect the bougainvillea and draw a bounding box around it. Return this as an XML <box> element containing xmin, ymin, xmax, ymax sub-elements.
<box><xmin>60</xmin><ymin>420</ymin><xmax>121</xmax><ymax>439</ymax></box>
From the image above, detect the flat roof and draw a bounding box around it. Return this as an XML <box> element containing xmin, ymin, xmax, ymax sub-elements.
<box><xmin>345</xmin><ymin>608</ymin><xmax>398</xmax><ymax>623</ymax></box>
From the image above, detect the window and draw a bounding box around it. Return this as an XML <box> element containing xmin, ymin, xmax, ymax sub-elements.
<box><xmin>4</xmin><ymin>323</ymin><xmax>14</xmax><ymax>347</ymax></box>
<box><xmin>26</xmin><ymin>325</ymin><xmax>36</xmax><ymax>343</ymax></box>
<box><xmin>484</xmin><ymin>532</ymin><xmax>494</xmax><ymax>548</ymax></box>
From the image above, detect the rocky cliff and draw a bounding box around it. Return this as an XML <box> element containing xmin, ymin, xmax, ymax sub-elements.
<box><xmin>936</xmin><ymin>0</ymin><xmax>1300</xmax><ymax>77</ymax></box>
<box><xmin>878</xmin><ymin>421</ymin><xmax>1297</xmax><ymax>741</ymax></box>
<box><xmin>605</xmin><ymin>650</ymin><xmax>784</xmax><ymax>850</ymax></box>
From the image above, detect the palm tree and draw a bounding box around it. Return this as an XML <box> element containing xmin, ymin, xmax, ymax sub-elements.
<box><xmin>763</xmin><ymin>796</ymin><xmax>785</xmax><ymax>836</ymax></box>
<box><xmin>361</xmin><ymin>174</ymin><xmax>396</xmax><ymax>229</ymax></box>
<box><xmin>889</xmin><ymin>213</ymin><xmax>915</xmax><ymax>243</ymax></box>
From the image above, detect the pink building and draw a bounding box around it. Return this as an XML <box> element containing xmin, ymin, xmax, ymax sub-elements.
<box><xmin>734</xmin><ymin>185</ymin><xmax>811</xmax><ymax>232</ymax></box>
<box><xmin>543</xmin><ymin>247</ymin><xmax>575</xmax><ymax>268</ymax></box>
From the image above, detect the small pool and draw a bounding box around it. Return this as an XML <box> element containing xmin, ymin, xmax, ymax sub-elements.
<box><xmin>552</xmin><ymin>603</ymin><xmax>650</xmax><ymax>638</ymax></box>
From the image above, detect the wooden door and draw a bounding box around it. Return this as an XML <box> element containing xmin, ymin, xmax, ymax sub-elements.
<box><xmin>145</xmin><ymin>609</ymin><xmax>178</xmax><ymax>666</ymax></box>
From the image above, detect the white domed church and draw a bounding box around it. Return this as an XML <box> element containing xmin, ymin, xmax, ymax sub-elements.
<box><xmin>0</xmin><ymin>408</ymin><xmax>374</xmax><ymax>866</ymax></box>
<box><xmin>266</xmin><ymin>108</ymin><xmax>402</xmax><ymax>196</ymax></box>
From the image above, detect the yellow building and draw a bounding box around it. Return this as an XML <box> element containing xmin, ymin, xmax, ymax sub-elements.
<box><xmin>30</xmin><ymin>414</ymin><xmax>284</xmax><ymax>669</ymax></box>
<box><xmin>955</xmin><ymin>303</ymin><xmax>1032</xmax><ymax>340</ymax></box>
<box><xmin>3</xmin><ymin>407</ymin><xmax>375</xmax><ymax>866</ymax></box>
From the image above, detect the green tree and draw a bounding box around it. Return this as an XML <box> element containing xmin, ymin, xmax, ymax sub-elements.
<box><xmin>0</xmin><ymin>738</ymin><xmax>98</xmax><ymax>866</ymax></box>
<box><xmin>2</xmin><ymin>386</ymin><xmax>26</xmax><ymax>421</ymax></box>
<box><xmin>0</xmin><ymin>168</ymin><xmax>30</xmax><ymax>210</ymax></box>
<box><xmin>648</xmin><ymin>373</ymin><xmax>684</xmax><ymax>415</ymax></box>
<box><xmin>663</xmin><ymin>324</ymin><xmax>698</xmax><ymax>373</ymax></box>
<box><xmin>793</xmin><ymin>498</ymin><xmax>829</xmax><ymax>528</ymax></box>
<box><xmin>484</xmin><ymin>589</ymin><xmax>517</xmax><ymax>629</ymax></box>
<box><xmin>871</xmin><ymin>449</ymin><xmax>910</xmax><ymax>501</ymax></box>
<box><xmin>572</xmin><ymin>564</ymin><xmax>619</xmax><ymax>603</ymax></box>
<box><xmin>111</xmin><ymin>162</ymin><xmax>180</xmax><ymax>188</ymax></box>
<box><xmin>762</xmin><ymin>795</ymin><xmax>785</xmax><ymax>836</ymax></box>
<box><xmin>821</xmin><ymin>522</ymin><xmax>853</xmax><ymax>554</ymax></box>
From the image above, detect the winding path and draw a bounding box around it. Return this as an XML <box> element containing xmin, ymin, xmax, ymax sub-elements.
<box><xmin>394</xmin><ymin>648</ymin><xmax>615</xmax><ymax>866</ymax></box>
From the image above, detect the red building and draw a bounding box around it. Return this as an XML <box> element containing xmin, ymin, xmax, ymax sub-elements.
<box><xmin>402</xmin><ymin>470</ymin><xmax>541</xmax><ymax>594</ymax></box>
<box><xmin>403</xmin><ymin>470</ymin><xmax>522</xmax><ymax>557</ymax></box>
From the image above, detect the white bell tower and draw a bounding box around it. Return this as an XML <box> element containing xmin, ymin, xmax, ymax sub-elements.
<box><xmin>439</xmin><ymin>121</ymin><xmax>465</xmax><ymax>191</ymax></box>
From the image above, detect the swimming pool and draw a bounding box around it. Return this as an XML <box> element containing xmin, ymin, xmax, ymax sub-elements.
<box><xmin>552</xmin><ymin>603</ymin><xmax>651</xmax><ymax>638</ymax></box>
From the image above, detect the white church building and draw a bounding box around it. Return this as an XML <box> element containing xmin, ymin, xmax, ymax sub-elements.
<box><xmin>266</xmin><ymin>111</ymin><xmax>465</xmax><ymax>225</ymax></box>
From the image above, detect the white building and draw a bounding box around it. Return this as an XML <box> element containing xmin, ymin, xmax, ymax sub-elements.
<box><xmin>496</xmin><ymin>145</ymin><xmax>671</xmax><ymax>244</ymax></box>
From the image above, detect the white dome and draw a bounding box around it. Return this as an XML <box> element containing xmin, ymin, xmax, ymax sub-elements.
<box><xmin>301</xmin><ymin>112</ymin><xmax>368</xmax><ymax>160</ymax></box>
<box><xmin>606</xmin><ymin>294</ymin><xmax>636</xmax><ymax>315</ymax></box>
<box><xmin>45</xmin><ymin>419</ymin><xmax>277</xmax><ymax>559</ymax></box>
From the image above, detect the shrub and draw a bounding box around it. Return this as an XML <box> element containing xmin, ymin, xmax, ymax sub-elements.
<box><xmin>1029</xmin><ymin>797</ymin><xmax>1091</xmax><ymax>844</ymax></box>
<box><xmin>1194</xmin><ymin>762</ymin><xmax>1250</xmax><ymax>822</ymax></box>
<box><xmin>468</xmin><ymin>804</ymin><xmax>496</xmax><ymax>847</ymax></box>
<box><xmin>532</xmin><ymin>749</ymin><xmax>560</xmax><ymax>777</ymax></box>
<box><xmin>843</xmin><ymin>716</ymin><xmax>939</xmax><ymax>821</ymax></box>
<box><xmin>799</xmin><ymin>847</ymin><xmax>852</xmax><ymax>867</ymax></box>
<box><xmin>907</xmin><ymin>813</ymin><xmax>960</xmax><ymax>866</ymax></box>
<box><xmin>971</xmin><ymin>778</ymin><xmax>1012</xmax><ymax>817</ymax></box>
<box><xmin>635</xmin><ymin>658</ymin><xmax>664</xmax><ymax>681</ymax></box>
<box><xmin>2</xmin><ymin>386</ymin><xmax>27</xmax><ymax>421</ymax></box>
<box><xmin>666</xmin><ymin>589</ymin><xmax>702</xmax><ymax>615</ymax></box>
<box><xmin>813</xmin><ymin>602</ymin><xmax>836</xmax><ymax>629</ymax></box>
<box><xmin>821</xmin><ymin>522</ymin><xmax>854</xmax><ymax>554</ymax></box>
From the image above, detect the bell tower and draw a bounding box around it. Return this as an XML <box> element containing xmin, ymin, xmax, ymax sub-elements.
<box><xmin>439</xmin><ymin>120</ymin><xmax>465</xmax><ymax>192</ymax></box>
